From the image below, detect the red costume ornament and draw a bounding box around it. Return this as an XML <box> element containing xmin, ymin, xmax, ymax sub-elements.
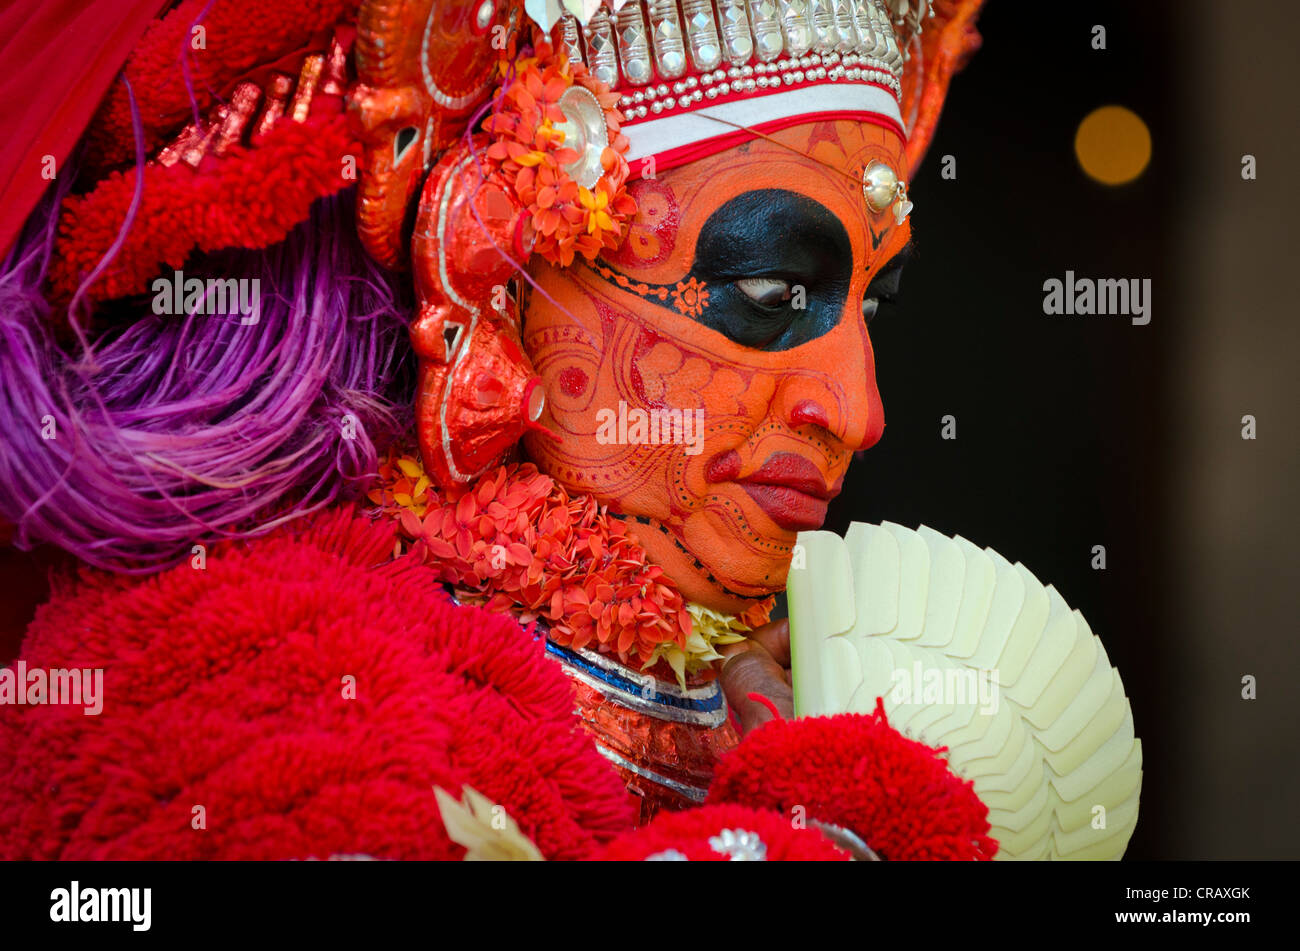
<box><xmin>409</xmin><ymin>139</ymin><xmax>550</xmax><ymax>486</ymax></box>
<box><xmin>404</xmin><ymin>28</ymin><xmax>639</xmax><ymax>484</ymax></box>
<box><xmin>0</xmin><ymin>510</ymin><xmax>635</xmax><ymax>860</ymax></box>
<box><xmin>708</xmin><ymin>701</ymin><xmax>998</xmax><ymax>860</ymax></box>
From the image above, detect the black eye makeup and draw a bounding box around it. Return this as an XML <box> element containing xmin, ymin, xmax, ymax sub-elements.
<box><xmin>591</xmin><ymin>189</ymin><xmax>912</xmax><ymax>350</ymax></box>
<box><xmin>687</xmin><ymin>189</ymin><xmax>852</xmax><ymax>350</ymax></box>
<box><xmin>861</xmin><ymin>240</ymin><xmax>913</xmax><ymax>326</ymax></box>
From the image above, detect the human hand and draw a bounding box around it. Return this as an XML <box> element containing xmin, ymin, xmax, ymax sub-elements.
<box><xmin>718</xmin><ymin>617</ymin><xmax>795</xmax><ymax>736</ymax></box>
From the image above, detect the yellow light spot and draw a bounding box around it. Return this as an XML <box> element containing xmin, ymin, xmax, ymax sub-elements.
<box><xmin>1074</xmin><ymin>105</ymin><xmax>1152</xmax><ymax>185</ymax></box>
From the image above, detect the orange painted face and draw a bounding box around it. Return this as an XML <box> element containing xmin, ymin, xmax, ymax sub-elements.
<box><xmin>521</xmin><ymin>119</ymin><xmax>911</xmax><ymax>614</ymax></box>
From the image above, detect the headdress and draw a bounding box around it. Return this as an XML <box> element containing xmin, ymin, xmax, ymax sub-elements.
<box><xmin>348</xmin><ymin>0</ymin><xmax>983</xmax><ymax>487</ymax></box>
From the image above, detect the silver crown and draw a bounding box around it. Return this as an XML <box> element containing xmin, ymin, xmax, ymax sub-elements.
<box><xmin>563</xmin><ymin>0</ymin><xmax>930</xmax><ymax>113</ymax></box>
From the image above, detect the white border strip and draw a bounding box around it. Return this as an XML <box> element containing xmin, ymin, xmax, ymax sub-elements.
<box><xmin>595</xmin><ymin>744</ymin><xmax>709</xmax><ymax>802</ymax></box>
<box><xmin>622</xmin><ymin>83</ymin><xmax>904</xmax><ymax>163</ymax></box>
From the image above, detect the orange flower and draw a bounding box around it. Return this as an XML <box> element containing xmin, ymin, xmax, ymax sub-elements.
<box><xmin>482</xmin><ymin>33</ymin><xmax>636</xmax><ymax>268</ymax></box>
<box><xmin>579</xmin><ymin>185</ymin><xmax>614</xmax><ymax>235</ymax></box>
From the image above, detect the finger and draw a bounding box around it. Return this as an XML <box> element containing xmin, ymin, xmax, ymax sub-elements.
<box><xmin>716</xmin><ymin>635</ymin><xmax>790</xmax><ymax>685</ymax></box>
<box><xmin>719</xmin><ymin>647</ymin><xmax>794</xmax><ymax>735</ymax></box>
<box><xmin>745</xmin><ymin>617</ymin><xmax>790</xmax><ymax>669</ymax></box>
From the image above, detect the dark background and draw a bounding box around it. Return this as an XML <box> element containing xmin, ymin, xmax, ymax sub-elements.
<box><xmin>826</xmin><ymin>1</ymin><xmax>1300</xmax><ymax>859</ymax></box>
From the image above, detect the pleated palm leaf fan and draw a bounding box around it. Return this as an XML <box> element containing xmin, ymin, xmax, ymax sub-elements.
<box><xmin>787</xmin><ymin>523</ymin><xmax>1142</xmax><ymax>860</ymax></box>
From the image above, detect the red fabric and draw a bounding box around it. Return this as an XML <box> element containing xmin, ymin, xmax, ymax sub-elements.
<box><xmin>0</xmin><ymin>508</ymin><xmax>634</xmax><ymax>860</ymax></box>
<box><xmin>597</xmin><ymin>803</ymin><xmax>850</xmax><ymax>861</ymax></box>
<box><xmin>0</xmin><ymin>0</ymin><xmax>165</xmax><ymax>259</ymax></box>
<box><xmin>708</xmin><ymin>699</ymin><xmax>999</xmax><ymax>861</ymax></box>
<box><xmin>47</xmin><ymin>109</ymin><xmax>361</xmax><ymax>304</ymax></box>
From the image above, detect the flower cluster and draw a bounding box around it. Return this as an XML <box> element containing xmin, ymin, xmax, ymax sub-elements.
<box><xmin>368</xmin><ymin>448</ymin><xmax>774</xmax><ymax>680</ymax></box>
<box><xmin>370</xmin><ymin>451</ymin><xmax>433</xmax><ymax>519</ymax></box>
<box><xmin>483</xmin><ymin>38</ymin><xmax>636</xmax><ymax>267</ymax></box>
<box><xmin>649</xmin><ymin>604</ymin><xmax>748</xmax><ymax>684</ymax></box>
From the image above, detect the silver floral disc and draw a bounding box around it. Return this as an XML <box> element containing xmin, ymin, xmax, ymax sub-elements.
<box><xmin>708</xmin><ymin>827</ymin><xmax>768</xmax><ymax>861</ymax></box>
<box><xmin>554</xmin><ymin>85</ymin><xmax>610</xmax><ymax>190</ymax></box>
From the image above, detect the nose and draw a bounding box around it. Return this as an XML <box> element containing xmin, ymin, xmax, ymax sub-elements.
<box><xmin>788</xmin><ymin>399</ymin><xmax>830</xmax><ymax>429</ymax></box>
<box><xmin>775</xmin><ymin>324</ymin><xmax>884</xmax><ymax>452</ymax></box>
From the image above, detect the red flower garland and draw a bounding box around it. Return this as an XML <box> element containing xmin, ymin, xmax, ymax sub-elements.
<box><xmin>373</xmin><ymin>456</ymin><xmax>773</xmax><ymax>671</ymax></box>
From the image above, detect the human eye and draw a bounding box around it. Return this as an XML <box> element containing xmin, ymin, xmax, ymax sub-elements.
<box><xmin>861</xmin><ymin>242</ymin><xmax>913</xmax><ymax>326</ymax></box>
<box><xmin>735</xmin><ymin>276</ymin><xmax>793</xmax><ymax>308</ymax></box>
<box><xmin>690</xmin><ymin>190</ymin><xmax>851</xmax><ymax>350</ymax></box>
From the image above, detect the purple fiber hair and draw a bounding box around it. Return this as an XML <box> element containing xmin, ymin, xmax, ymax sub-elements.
<box><xmin>0</xmin><ymin>179</ymin><xmax>412</xmax><ymax>573</ymax></box>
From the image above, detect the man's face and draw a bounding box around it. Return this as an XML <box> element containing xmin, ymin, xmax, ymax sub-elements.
<box><xmin>521</xmin><ymin>119</ymin><xmax>911</xmax><ymax>614</ymax></box>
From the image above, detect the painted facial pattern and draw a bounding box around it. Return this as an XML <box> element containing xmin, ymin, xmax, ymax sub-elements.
<box><xmin>522</xmin><ymin>120</ymin><xmax>912</xmax><ymax>613</ymax></box>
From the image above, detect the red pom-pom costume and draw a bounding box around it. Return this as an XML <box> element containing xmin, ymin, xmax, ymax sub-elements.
<box><xmin>0</xmin><ymin>510</ymin><xmax>634</xmax><ymax>860</ymax></box>
<box><xmin>709</xmin><ymin>701</ymin><xmax>998</xmax><ymax>860</ymax></box>
<box><xmin>597</xmin><ymin>804</ymin><xmax>850</xmax><ymax>861</ymax></box>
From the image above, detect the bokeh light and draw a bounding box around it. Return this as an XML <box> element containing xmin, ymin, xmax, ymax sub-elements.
<box><xmin>1074</xmin><ymin>105</ymin><xmax>1152</xmax><ymax>185</ymax></box>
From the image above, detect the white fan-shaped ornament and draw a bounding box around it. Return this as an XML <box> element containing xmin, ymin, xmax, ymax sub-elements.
<box><xmin>787</xmin><ymin>523</ymin><xmax>1143</xmax><ymax>860</ymax></box>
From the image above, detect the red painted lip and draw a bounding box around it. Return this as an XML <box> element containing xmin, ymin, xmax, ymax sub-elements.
<box><xmin>735</xmin><ymin>452</ymin><xmax>841</xmax><ymax>531</ymax></box>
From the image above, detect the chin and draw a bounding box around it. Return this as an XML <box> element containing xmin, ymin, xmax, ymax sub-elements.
<box><xmin>625</xmin><ymin>506</ymin><xmax>799</xmax><ymax>616</ymax></box>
